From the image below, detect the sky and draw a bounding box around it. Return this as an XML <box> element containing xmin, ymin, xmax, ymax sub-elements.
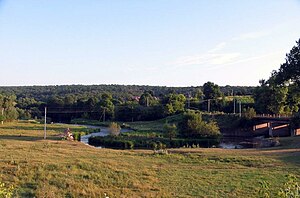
<box><xmin>0</xmin><ymin>0</ymin><xmax>300</xmax><ymax>87</ymax></box>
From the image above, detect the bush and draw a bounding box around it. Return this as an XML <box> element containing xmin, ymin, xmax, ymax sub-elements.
<box><xmin>244</xmin><ymin>107</ymin><xmax>256</xmax><ymax>119</ymax></box>
<box><xmin>178</xmin><ymin>110</ymin><xmax>221</xmax><ymax>138</ymax></box>
<box><xmin>149</xmin><ymin>142</ymin><xmax>158</xmax><ymax>150</ymax></box>
<box><xmin>109</xmin><ymin>122</ymin><xmax>121</xmax><ymax>136</ymax></box>
<box><xmin>163</xmin><ymin>123</ymin><xmax>177</xmax><ymax>140</ymax></box>
<box><xmin>88</xmin><ymin>136</ymin><xmax>134</xmax><ymax>149</ymax></box>
<box><xmin>88</xmin><ymin>135</ymin><xmax>220</xmax><ymax>150</ymax></box>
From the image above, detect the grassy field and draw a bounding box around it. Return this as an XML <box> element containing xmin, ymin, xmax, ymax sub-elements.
<box><xmin>0</xmin><ymin>122</ymin><xmax>299</xmax><ymax>197</ymax></box>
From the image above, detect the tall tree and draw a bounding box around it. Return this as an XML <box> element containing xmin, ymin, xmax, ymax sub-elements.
<box><xmin>203</xmin><ymin>82</ymin><xmax>221</xmax><ymax>100</ymax></box>
<box><xmin>163</xmin><ymin>93</ymin><xmax>186</xmax><ymax>115</ymax></box>
<box><xmin>271</xmin><ymin>39</ymin><xmax>300</xmax><ymax>86</ymax></box>
<box><xmin>96</xmin><ymin>93</ymin><xmax>114</xmax><ymax>121</ymax></box>
<box><xmin>139</xmin><ymin>91</ymin><xmax>156</xmax><ymax>107</ymax></box>
<box><xmin>0</xmin><ymin>95</ymin><xmax>19</xmax><ymax>121</ymax></box>
<box><xmin>253</xmin><ymin>81</ymin><xmax>288</xmax><ymax>114</ymax></box>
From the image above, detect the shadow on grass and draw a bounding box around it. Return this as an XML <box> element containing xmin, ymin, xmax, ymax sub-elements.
<box><xmin>0</xmin><ymin>135</ymin><xmax>61</xmax><ymax>141</ymax></box>
<box><xmin>278</xmin><ymin>153</ymin><xmax>300</xmax><ymax>166</ymax></box>
<box><xmin>0</xmin><ymin>125</ymin><xmax>87</xmax><ymax>132</ymax></box>
<box><xmin>0</xmin><ymin>126</ymin><xmax>43</xmax><ymax>131</ymax></box>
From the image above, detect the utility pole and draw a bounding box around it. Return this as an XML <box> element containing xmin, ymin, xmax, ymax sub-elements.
<box><xmin>103</xmin><ymin>108</ymin><xmax>106</xmax><ymax>122</ymax></box>
<box><xmin>208</xmin><ymin>99</ymin><xmax>210</xmax><ymax>113</ymax></box>
<box><xmin>1</xmin><ymin>108</ymin><xmax>4</xmax><ymax>125</ymax></box>
<box><xmin>146</xmin><ymin>97</ymin><xmax>149</xmax><ymax>107</ymax></box>
<box><xmin>239</xmin><ymin>101</ymin><xmax>242</xmax><ymax>117</ymax></box>
<box><xmin>233</xmin><ymin>98</ymin><xmax>236</xmax><ymax>114</ymax></box>
<box><xmin>187</xmin><ymin>92</ymin><xmax>191</xmax><ymax>109</ymax></box>
<box><xmin>131</xmin><ymin>105</ymin><xmax>134</xmax><ymax>122</ymax></box>
<box><xmin>44</xmin><ymin>107</ymin><xmax>47</xmax><ymax>139</ymax></box>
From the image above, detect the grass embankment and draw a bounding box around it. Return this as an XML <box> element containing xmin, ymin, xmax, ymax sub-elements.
<box><xmin>0</xmin><ymin>122</ymin><xmax>299</xmax><ymax>197</ymax></box>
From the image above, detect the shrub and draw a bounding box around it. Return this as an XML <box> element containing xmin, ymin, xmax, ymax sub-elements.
<box><xmin>178</xmin><ymin>110</ymin><xmax>221</xmax><ymax>138</ymax></box>
<box><xmin>149</xmin><ymin>142</ymin><xmax>158</xmax><ymax>150</ymax></box>
<box><xmin>244</xmin><ymin>107</ymin><xmax>256</xmax><ymax>119</ymax></box>
<box><xmin>163</xmin><ymin>123</ymin><xmax>177</xmax><ymax>140</ymax></box>
<box><xmin>73</xmin><ymin>132</ymin><xmax>81</xmax><ymax>141</ymax></box>
<box><xmin>109</xmin><ymin>122</ymin><xmax>121</xmax><ymax>136</ymax></box>
<box><xmin>88</xmin><ymin>135</ymin><xmax>220</xmax><ymax>149</ymax></box>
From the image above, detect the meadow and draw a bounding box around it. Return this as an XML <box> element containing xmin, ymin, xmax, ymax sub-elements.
<box><xmin>0</xmin><ymin>122</ymin><xmax>299</xmax><ymax>197</ymax></box>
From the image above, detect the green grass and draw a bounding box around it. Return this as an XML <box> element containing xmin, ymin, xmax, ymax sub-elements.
<box><xmin>71</xmin><ymin>114</ymin><xmax>183</xmax><ymax>133</ymax></box>
<box><xmin>126</xmin><ymin>114</ymin><xmax>183</xmax><ymax>132</ymax></box>
<box><xmin>0</xmin><ymin>122</ymin><xmax>299</xmax><ymax>197</ymax></box>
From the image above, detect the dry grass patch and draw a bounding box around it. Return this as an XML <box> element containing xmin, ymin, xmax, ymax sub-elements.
<box><xmin>0</xmin><ymin>122</ymin><xmax>299</xmax><ymax>197</ymax></box>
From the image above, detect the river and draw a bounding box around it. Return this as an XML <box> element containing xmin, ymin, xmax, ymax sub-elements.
<box><xmin>80</xmin><ymin>126</ymin><xmax>132</xmax><ymax>145</ymax></box>
<box><xmin>79</xmin><ymin>125</ymin><xmax>250</xmax><ymax>149</ymax></box>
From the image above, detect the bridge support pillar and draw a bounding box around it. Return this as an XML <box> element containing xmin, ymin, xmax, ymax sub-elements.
<box><xmin>291</xmin><ymin>129</ymin><xmax>296</xmax><ymax>136</ymax></box>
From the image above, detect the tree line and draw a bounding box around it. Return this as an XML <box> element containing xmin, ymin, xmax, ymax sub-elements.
<box><xmin>0</xmin><ymin>82</ymin><xmax>256</xmax><ymax>123</ymax></box>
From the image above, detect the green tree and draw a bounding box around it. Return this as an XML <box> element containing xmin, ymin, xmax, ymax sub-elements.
<box><xmin>139</xmin><ymin>91</ymin><xmax>156</xmax><ymax>107</ymax></box>
<box><xmin>163</xmin><ymin>94</ymin><xmax>186</xmax><ymax>115</ymax></box>
<box><xmin>253</xmin><ymin>81</ymin><xmax>288</xmax><ymax>114</ymax></box>
<box><xmin>96</xmin><ymin>93</ymin><xmax>114</xmax><ymax>121</ymax></box>
<box><xmin>163</xmin><ymin>123</ymin><xmax>177</xmax><ymax>140</ymax></box>
<box><xmin>272</xmin><ymin>38</ymin><xmax>300</xmax><ymax>86</ymax></box>
<box><xmin>0</xmin><ymin>95</ymin><xmax>19</xmax><ymax>122</ymax></box>
<box><xmin>178</xmin><ymin>110</ymin><xmax>220</xmax><ymax>138</ymax></box>
<box><xmin>64</xmin><ymin>94</ymin><xmax>76</xmax><ymax>107</ymax></box>
<box><xmin>262</xmin><ymin>38</ymin><xmax>300</xmax><ymax>114</ymax></box>
<box><xmin>195</xmin><ymin>89</ymin><xmax>204</xmax><ymax>100</ymax></box>
<box><xmin>286</xmin><ymin>84</ymin><xmax>300</xmax><ymax>113</ymax></box>
<box><xmin>203</xmin><ymin>81</ymin><xmax>222</xmax><ymax>100</ymax></box>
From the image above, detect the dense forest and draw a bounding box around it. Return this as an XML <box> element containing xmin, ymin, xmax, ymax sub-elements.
<box><xmin>0</xmin><ymin>84</ymin><xmax>254</xmax><ymax>101</ymax></box>
<box><xmin>0</xmin><ymin>84</ymin><xmax>255</xmax><ymax>123</ymax></box>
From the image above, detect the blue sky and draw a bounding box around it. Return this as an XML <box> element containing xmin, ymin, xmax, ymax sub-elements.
<box><xmin>0</xmin><ymin>0</ymin><xmax>300</xmax><ymax>86</ymax></box>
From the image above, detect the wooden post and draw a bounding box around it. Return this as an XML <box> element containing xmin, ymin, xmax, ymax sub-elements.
<box><xmin>1</xmin><ymin>108</ymin><xmax>3</xmax><ymax>125</ymax></box>
<box><xmin>239</xmin><ymin>101</ymin><xmax>242</xmax><ymax>117</ymax></box>
<box><xmin>208</xmin><ymin>99</ymin><xmax>210</xmax><ymax>113</ymax></box>
<box><xmin>44</xmin><ymin>107</ymin><xmax>47</xmax><ymax>139</ymax></box>
<box><xmin>103</xmin><ymin>108</ymin><xmax>106</xmax><ymax>122</ymax></box>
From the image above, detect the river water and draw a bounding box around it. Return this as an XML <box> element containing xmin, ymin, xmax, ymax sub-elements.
<box><xmin>80</xmin><ymin>127</ymin><xmax>132</xmax><ymax>145</ymax></box>
<box><xmin>79</xmin><ymin>125</ymin><xmax>250</xmax><ymax>149</ymax></box>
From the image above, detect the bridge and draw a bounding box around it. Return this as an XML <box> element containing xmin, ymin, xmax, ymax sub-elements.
<box><xmin>253</xmin><ymin>115</ymin><xmax>300</xmax><ymax>137</ymax></box>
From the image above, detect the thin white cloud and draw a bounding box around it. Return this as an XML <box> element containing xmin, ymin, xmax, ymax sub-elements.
<box><xmin>232</xmin><ymin>31</ymin><xmax>270</xmax><ymax>41</ymax></box>
<box><xmin>170</xmin><ymin>41</ymin><xmax>240</xmax><ymax>67</ymax></box>
<box><xmin>169</xmin><ymin>29</ymin><xmax>273</xmax><ymax>68</ymax></box>
<box><xmin>223</xmin><ymin>52</ymin><xmax>280</xmax><ymax>65</ymax></box>
<box><xmin>171</xmin><ymin>52</ymin><xmax>240</xmax><ymax>66</ymax></box>
<box><xmin>127</xmin><ymin>65</ymin><xmax>157</xmax><ymax>72</ymax></box>
<box><xmin>208</xmin><ymin>42</ymin><xmax>227</xmax><ymax>53</ymax></box>
<box><xmin>206</xmin><ymin>51</ymin><xmax>283</xmax><ymax>70</ymax></box>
